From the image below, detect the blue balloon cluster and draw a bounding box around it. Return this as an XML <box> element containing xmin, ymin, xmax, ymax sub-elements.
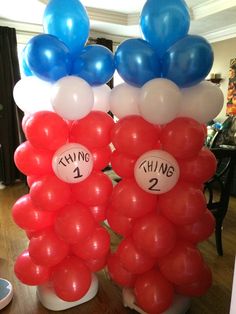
<box><xmin>115</xmin><ymin>0</ymin><xmax>214</xmax><ymax>88</ymax></box>
<box><xmin>23</xmin><ymin>0</ymin><xmax>115</xmax><ymax>85</ymax></box>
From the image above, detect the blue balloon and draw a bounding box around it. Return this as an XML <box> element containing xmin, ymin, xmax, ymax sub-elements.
<box><xmin>71</xmin><ymin>45</ymin><xmax>115</xmax><ymax>86</ymax></box>
<box><xmin>162</xmin><ymin>35</ymin><xmax>214</xmax><ymax>87</ymax></box>
<box><xmin>114</xmin><ymin>38</ymin><xmax>162</xmax><ymax>87</ymax></box>
<box><xmin>43</xmin><ymin>0</ymin><xmax>90</xmax><ymax>56</ymax></box>
<box><xmin>25</xmin><ymin>34</ymin><xmax>71</xmax><ymax>82</ymax></box>
<box><xmin>21</xmin><ymin>48</ymin><xmax>33</xmax><ymax>76</ymax></box>
<box><xmin>140</xmin><ymin>0</ymin><xmax>190</xmax><ymax>58</ymax></box>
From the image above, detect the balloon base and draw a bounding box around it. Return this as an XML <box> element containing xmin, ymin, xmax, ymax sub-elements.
<box><xmin>122</xmin><ymin>288</ymin><xmax>191</xmax><ymax>314</ymax></box>
<box><xmin>0</xmin><ymin>278</ymin><xmax>13</xmax><ymax>310</ymax></box>
<box><xmin>37</xmin><ymin>274</ymin><xmax>98</xmax><ymax>311</ymax></box>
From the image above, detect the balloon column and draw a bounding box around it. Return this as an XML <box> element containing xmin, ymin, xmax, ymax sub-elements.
<box><xmin>13</xmin><ymin>0</ymin><xmax>115</xmax><ymax>308</ymax></box>
<box><xmin>107</xmin><ymin>0</ymin><xmax>224</xmax><ymax>313</ymax></box>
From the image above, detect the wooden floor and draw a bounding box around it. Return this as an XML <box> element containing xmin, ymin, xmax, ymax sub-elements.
<box><xmin>0</xmin><ymin>182</ymin><xmax>235</xmax><ymax>314</ymax></box>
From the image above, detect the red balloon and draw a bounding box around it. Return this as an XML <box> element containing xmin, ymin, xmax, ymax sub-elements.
<box><xmin>110</xmin><ymin>179</ymin><xmax>157</xmax><ymax>218</ymax></box>
<box><xmin>14</xmin><ymin>141</ymin><xmax>53</xmax><ymax>176</ymax></box>
<box><xmin>111</xmin><ymin>116</ymin><xmax>161</xmax><ymax>157</ymax></box>
<box><xmin>70</xmin><ymin>111</ymin><xmax>114</xmax><ymax>149</ymax></box>
<box><xmin>30</xmin><ymin>175</ymin><xmax>72</xmax><ymax>211</ymax></box>
<box><xmin>84</xmin><ymin>255</ymin><xmax>108</xmax><ymax>272</ymax></box>
<box><xmin>28</xmin><ymin>228</ymin><xmax>69</xmax><ymax>267</ymax></box>
<box><xmin>178</xmin><ymin>147</ymin><xmax>217</xmax><ymax>184</ymax></box>
<box><xmin>107</xmin><ymin>206</ymin><xmax>134</xmax><ymax>237</ymax></box>
<box><xmin>72</xmin><ymin>227</ymin><xmax>110</xmax><ymax>260</ymax></box>
<box><xmin>132</xmin><ymin>212</ymin><xmax>176</xmax><ymax>258</ymax></box>
<box><xmin>117</xmin><ymin>237</ymin><xmax>155</xmax><ymax>274</ymax></box>
<box><xmin>27</xmin><ymin>175</ymin><xmax>41</xmax><ymax>188</ymax></box>
<box><xmin>91</xmin><ymin>145</ymin><xmax>112</xmax><ymax>170</ymax></box>
<box><xmin>134</xmin><ymin>269</ymin><xmax>174</xmax><ymax>314</ymax></box>
<box><xmin>158</xmin><ymin>241</ymin><xmax>205</xmax><ymax>286</ymax></box>
<box><xmin>161</xmin><ymin>117</ymin><xmax>205</xmax><ymax>159</ymax></box>
<box><xmin>88</xmin><ymin>203</ymin><xmax>107</xmax><ymax>223</ymax></box>
<box><xmin>176</xmin><ymin>209</ymin><xmax>215</xmax><ymax>244</ymax></box>
<box><xmin>14</xmin><ymin>250</ymin><xmax>50</xmax><ymax>286</ymax></box>
<box><xmin>158</xmin><ymin>181</ymin><xmax>206</xmax><ymax>225</ymax></box>
<box><xmin>24</xmin><ymin>111</ymin><xmax>69</xmax><ymax>151</ymax></box>
<box><xmin>175</xmin><ymin>263</ymin><xmax>212</xmax><ymax>297</ymax></box>
<box><xmin>54</xmin><ymin>203</ymin><xmax>96</xmax><ymax>244</ymax></box>
<box><xmin>52</xmin><ymin>256</ymin><xmax>92</xmax><ymax>302</ymax></box>
<box><xmin>12</xmin><ymin>194</ymin><xmax>55</xmax><ymax>231</ymax></box>
<box><xmin>72</xmin><ymin>171</ymin><xmax>113</xmax><ymax>206</ymax></box>
<box><xmin>111</xmin><ymin>150</ymin><xmax>137</xmax><ymax>178</ymax></box>
<box><xmin>107</xmin><ymin>252</ymin><xmax>136</xmax><ymax>288</ymax></box>
<box><xmin>22</xmin><ymin>114</ymin><xmax>30</xmax><ymax>134</ymax></box>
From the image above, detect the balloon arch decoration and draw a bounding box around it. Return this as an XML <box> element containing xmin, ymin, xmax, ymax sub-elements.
<box><xmin>13</xmin><ymin>0</ymin><xmax>224</xmax><ymax>313</ymax></box>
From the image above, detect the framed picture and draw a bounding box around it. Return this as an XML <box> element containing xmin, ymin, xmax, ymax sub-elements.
<box><xmin>227</xmin><ymin>58</ymin><xmax>236</xmax><ymax>115</ymax></box>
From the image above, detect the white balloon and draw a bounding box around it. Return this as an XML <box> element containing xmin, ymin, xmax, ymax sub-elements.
<box><xmin>92</xmin><ymin>84</ymin><xmax>111</xmax><ymax>112</ymax></box>
<box><xmin>13</xmin><ymin>76</ymin><xmax>53</xmax><ymax>113</ymax></box>
<box><xmin>139</xmin><ymin>78</ymin><xmax>182</xmax><ymax>125</ymax></box>
<box><xmin>51</xmin><ymin>76</ymin><xmax>94</xmax><ymax>120</ymax></box>
<box><xmin>179</xmin><ymin>81</ymin><xmax>224</xmax><ymax>123</ymax></box>
<box><xmin>110</xmin><ymin>83</ymin><xmax>141</xmax><ymax>119</ymax></box>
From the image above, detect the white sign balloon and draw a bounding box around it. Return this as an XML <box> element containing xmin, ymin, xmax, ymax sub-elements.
<box><xmin>134</xmin><ymin>150</ymin><xmax>180</xmax><ymax>194</ymax></box>
<box><xmin>52</xmin><ymin>143</ymin><xmax>93</xmax><ymax>183</ymax></box>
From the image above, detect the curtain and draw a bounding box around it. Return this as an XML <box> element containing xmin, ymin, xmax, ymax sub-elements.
<box><xmin>96</xmin><ymin>37</ymin><xmax>114</xmax><ymax>89</ymax></box>
<box><xmin>0</xmin><ymin>26</ymin><xmax>24</xmax><ymax>185</ymax></box>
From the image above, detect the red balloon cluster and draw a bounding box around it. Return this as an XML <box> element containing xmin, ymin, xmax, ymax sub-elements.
<box><xmin>107</xmin><ymin>116</ymin><xmax>217</xmax><ymax>314</ymax></box>
<box><xmin>13</xmin><ymin>110</ymin><xmax>114</xmax><ymax>302</ymax></box>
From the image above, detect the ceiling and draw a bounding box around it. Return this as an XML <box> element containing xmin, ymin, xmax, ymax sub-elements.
<box><xmin>1</xmin><ymin>0</ymin><xmax>236</xmax><ymax>43</ymax></box>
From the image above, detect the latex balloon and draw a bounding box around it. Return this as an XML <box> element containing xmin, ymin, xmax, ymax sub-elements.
<box><xmin>28</xmin><ymin>229</ymin><xmax>69</xmax><ymax>267</ymax></box>
<box><xmin>117</xmin><ymin>237</ymin><xmax>155</xmax><ymax>274</ymax></box>
<box><xmin>132</xmin><ymin>212</ymin><xmax>177</xmax><ymax>258</ymax></box>
<box><xmin>111</xmin><ymin>150</ymin><xmax>137</xmax><ymax>178</ymax></box>
<box><xmin>175</xmin><ymin>263</ymin><xmax>212</xmax><ymax>297</ymax></box>
<box><xmin>90</xmin><ymin>145</ymin><xmax>112</xmax><ymax>170</ymax></box>
<box><xmin>107</xmin><ymin>252</ymin><xmax>136</xmax><ymax>288</ymax></box>
<box><xmin>139</xmin><ymin>78</ymin><xmax>182</xmax><ymax>125</ymax></box>
<box><xmin>14</xmin><ymin>250</ymin><xmax>50</xmax><ymax>286</ymax></box>
<box><xmin>51</xmin><ymin>76</ymin><xmax>94</xmax><ymax>120</ymax></box>
<box><xmin>106</xmin><ymin>206</ymin><xmax>134</xmax><ymax>237</ymax></box>
<box><xmin>13</xmin><ymin>76</ymin><xmax>53</xmax><ymax>113</ymax></box>
<box><xmin>179</xmin><ymin>81</ymin><xmax>224</xmax><ymax>123</ymax></box>
<box><xmin>178</xmin><ymin>147</ymin><xmax>217</xmax><ymax>184</ymax></box>
<box><xmin>111</xmin><ymin>116</ymin><xmax>161</xmax><ymax>157</ymax></box>
<box><xmin>30</xmin><ymin>175</ymin><xmax>72</xmax><ymax>211</ymax></box>
<box><xmin>92</xmin><ymin>84</ymin><xmax>111</xmax><ymax>112</ymax></box>
<box><xmin>54</xmin><ymin>203</ymin><xmax>96</xmax><ymax>244</ymax></box>
<box><xmin>72</xmin><ymin>45</ymin><xmax>115</xmax><ymax>86</ymax></box>
<box><xmin>43</xmin><ymin>0</ymin><xmax>90</xmax><ymax>56</ymax></box>
<box><xmin>70</xmin><ymin>111</ymin><xmax>114</xmax><ymax>149</ymax></box>
<box><xmin>161</xmin><ymin>117</ymin><xmax>205</xmax><ymax>159</ymax></box>
<box><xmin>134</xmin><ymin>269</ymin><xmax>174</xmax><ymax>314</ymax></box>
<box><xmin>162</xmin><ymin>35</ymin><xmax>214</xmax><ymax>87</ymax></box>
<box><xmin>176</xmin><ymin>210</ymin><xmax>215</xmax><ymax>244</ymax></box>
<box><xmin>12</xmin><ymin>194</ymin><xmax>55</xmax><ymax>231</ymax></box>
<box><xmin>71</xmin><ymin>171</ymin><xmax>113</xmax><ymax>206</ymax></box>
<box><xmin>84</xmin><ymin>255</ymin><xmax>107</xmax><ymax>272</ymax></box>
<box><xmin>21</xmin><ymin>47</ymin><xmax>33</xmax><ymax>76</ymax></box>
<box><xmin>52</xmin><ymin>143</ymin><xmax>93</xmax><ymax>183</ymax></box>
<box><xmin>25</xmin><ymin>111</ymin><xmax>69</xmax><ymax>151</ymax></box>
<box><xmin>115</xmin><ymin>38</ymin><xmax>162</xmax><ymax>87</ymax></box>
<box><xmin>51</xmin><ymin>256</ymin><xmax>92</xmax><ymax>302</ymax></box>
<box><xmin>72</xmin><ymin>227</ymin><xmax>110</xmax><ymax>260</ymax></box>
<box><xmin>158</xmin><ymin>181</ymin><xmax>206</xmax><ymax>225</ymax></box>
<box><xmin>14</xmin><ymin>141</ymin><xmax>53</xmax><ymax>176</ymax></box>
<box><xmin>134</xmin><ymin>150</ymin><xmax>180</xmax><ymax>194</ymax></box>
<box><xmin>140</xmin><ymin>0</ymin><xmax>190</xmax><ymax>58</ymax></box>
<box><xmin>110</xmin><ymin>83</ymin><xmax>141</xmax><ymax>119</ymax></box>
<box><xmin>158</xmin><ymin>241</ymin><xmax>205</xmax><ymax>286</ymax></box>
<box><xmin>25</xmin><ymin>34</ymin><xmax>71</xmax><ymax>82</ymax></box>
<box><xmin>88</xmin><ymin>203</ymin><xmax>108</xmax><ymax>223</ymax></box>
<box><xmin>110</xmin><ymin>179</ymin><xmax>157</xmax><ymax>218</ymax></box>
